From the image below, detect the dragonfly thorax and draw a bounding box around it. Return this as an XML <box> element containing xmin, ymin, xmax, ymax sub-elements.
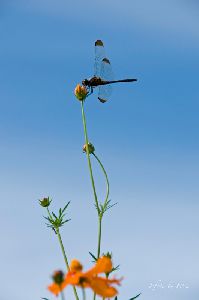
<box><xmin>82</xmin><ymin>76</ymin><xmax>103</xmax><ymax>87</ymax></box>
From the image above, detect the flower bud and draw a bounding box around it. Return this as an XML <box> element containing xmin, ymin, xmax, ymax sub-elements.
<box><xmin>83</xmin><ymin>143</ymin><xmax>95</xmax><ymax>154</ymax></box>
<box><xmin>52</xmin><ymin>270</ymin><xmax>64</xmax><ymax>285</ymax></box>
<box><xmin>74</xmin><ymin>84</ymin><xmax>88</xmax><ymax>101</ymax></box>
<box><xmin>70</xmin><ymin>259</ymin><xmax>83</xmax><ymax>272</ymax></box>
<box><xmin>39</xmin><ymin>197</ymin><xmax>51</xmax><ymax>207</ymax></box>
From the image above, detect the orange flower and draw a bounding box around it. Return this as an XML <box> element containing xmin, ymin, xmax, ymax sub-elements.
<box><xmin>48</xmin><ymin>270</ymin><xmax>67</xmax><ymax>296</ymax></box>
<box><xmin>74</xmin><ymin>84</ymin><xmax>88</xmax><ymax>101</ymax></box>
<box><xmin>47</xmin><ymin>257</ymin><xmax>121</xmax><ymax>298</ymax></box>
<box><xmin>66</xmin><ymin>256</ymin><xmax>121</xmax><ymax>298</ymax></box>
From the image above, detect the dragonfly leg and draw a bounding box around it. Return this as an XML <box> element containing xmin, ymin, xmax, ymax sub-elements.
<box><xmin>87</xmin><ymin>86</ymin><xmax>94</xmax><ymax>97</ymax></box>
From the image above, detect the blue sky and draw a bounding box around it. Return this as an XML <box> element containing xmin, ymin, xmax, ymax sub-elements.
<box><xmin>0</xmin><ymin>1</ymin><xmax>199</xmax><ymax>300</ymax></box>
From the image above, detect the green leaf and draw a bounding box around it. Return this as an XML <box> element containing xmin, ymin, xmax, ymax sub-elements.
<box><xmin>129</xmin><ymin>293</ymin><xmax>141</xmax><ymax>300</ymax></box>
<box><xmin>89</xmin><ymin>251</ymin><xmax>97</xmax><ymax>261</ymax></box>
<box><xmin>111</xmin><ymin>264</ymin><xmax>120</xmax><ymax>272</ymax></box>
<box><xmin>62</xmin><ymin>219</ymin><xmax>71</xmax><ymax>225</ymax></box>
<box><xmin>62</xmin><ymin>201</ymin><xmax>70</xmax><ymax>213</ymax></box>
<box><xmin>41</xmin><ymin>298</ymin><xmax>50</xmax><ymax>300</ymax></box>
<box><xmin>114</xmin><ymin>297</ymin><xmax>118</xmax><ymax>300</ymax></box>
<box><xmin>106</xmin><ymin>200</ymin><xmax>118</xmax><ymax>211</ymax></box>
<box><xmin>52</xmin><ymin>212</ymin><xmax>57</xmax><ymax>219</ymax></box>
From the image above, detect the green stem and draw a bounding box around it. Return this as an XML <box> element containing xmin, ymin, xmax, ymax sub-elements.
<box><xmin>82</xmin><ymin>288</ymin><xmax>86</xmax><ymax>300</ymax></box>
<box><xmin>93</xmin><ymin>215</ymin><xmax>102</xmax><ymax>300</ymax></box>
<box><xmin>56</xmin><ymin>229</ymin><xmax>70</xmax><ymax>270</ymax></box>
<box><xmin>60</xmin><ymin>289</ymin><xmax>65</xmax><ymax>300</ymax></box>
<box><xmin>81</xmin><ymin>101</ymin><xmax>100</xmax><ymax>214</ymax></box>
<box><xmin>97</xmin><ymin>216</ymin><xmax>102</xmax><ymax>258</ymax></box>
<box><xmin>47</xmin><ymin>207</ymin><xmax>53</xmax><ymax>220</ymax></box>
<box><xmin>46</xmin><ymin>208</ymin><xmax>79</xmax><ymax>300</ymax></box>
<box><xmin>92</xmin><ymin>153</ymin><xmax>110</xmax><ymax>260</ymax></box>
<box><xmin>92</xmin><ymin>153</ymin><xmax>110</xmax><ymax>209</ymax></box>
<box><xmin>80</xmin><ymin>102</ymin><xmax>103</xmax><ymax>300</ymax></box>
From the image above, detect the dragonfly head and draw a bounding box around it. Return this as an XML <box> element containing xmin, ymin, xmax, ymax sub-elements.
<box><xmin>82</xmin><ymin>79</ymin><xmax>89</xmax><ymax>87</ymax></box>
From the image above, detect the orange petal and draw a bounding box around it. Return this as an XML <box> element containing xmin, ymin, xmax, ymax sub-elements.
<box><xmin>74</xmin><ymin>84</ymin><xmax>81</xmax><ymax>94</ymax></box>
<box><xmin>48</xmin><ymin>283</ymin><xmax>59</xmax><ymax>296</ymax></box>
<box><xmin>88</xmin><ymin>277</ymin><xmax>119</xmax><ymax>298</ymax></box>
<box><xmin>48</xmin><ymin>279</ymin><xmax>68</xmax><ymax>296</ymax></box>
<box><xmin>64</xmin><ymin>273</ymin><xmax>78</xmax><ymax>285</ymax></box>
<box><xmin>85</xmin><ymin>256</ymin><xmax>112</xmax><ymax>276</ymax></box>
<box><xmin>70</xmin><ymin>260</ymin><xmax>83</xmax><ymax>272</ymax></box>
<box><xmin>65</xmin><ymin>272</ymin><xmax>83</xmax><ymax>285</ymax></box>
<box><xmin>64</xmin><ymin>272</ymin><xmax>91</xmax><ymax>288</ymax></box>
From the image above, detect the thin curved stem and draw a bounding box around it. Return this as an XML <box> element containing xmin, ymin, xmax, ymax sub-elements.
<box><xmin>92</xmin><ymin>153</ymin><xmax>110</xmax><ymax>209</ymax></box>
<box><xmin>93</xmin><ymin>154</ymin><xmax>110</xmax><ymax>300</ymax></box>
<box><xmin>81</xmin><ymin>101</ymin><xmax>100</xmax><ymax>215</ymax></box>
<box><xmin>92</xmin><ymin>153</ymin><xmax>110</xmax><ymax>259</ymax></box>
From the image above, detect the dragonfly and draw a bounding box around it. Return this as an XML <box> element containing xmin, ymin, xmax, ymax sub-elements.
<box><xmin>82</xmin><ymin>40</ymin><xmax>137</xmax><ymax>103</ymax></box>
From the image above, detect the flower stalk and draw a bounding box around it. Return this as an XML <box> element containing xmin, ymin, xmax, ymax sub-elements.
<box><xmin>46</xmin><ymin>208</ymin><xmax>79</xmax><ymax>300</ymax></box>
<box><xmin>80</xmin><ymin>101</ymin><xmax>100</xmax><ymax>215</ymax></box>
<box><xmin>80</xmin><ymin>100</ymin><xmax>113</xmax><ymax>300</ymax></box>
<box><xmin>82</xmin><ymin>288</ymin><xmax>86</xmax><ymax>300</ymax></box>
<box><xmin>92</xmin><ymin>153</ymin><xmax>110</xmax><ymax>211</ymax></box>
<box><xmin>60</xmin><ymin>290</ymin><xmax>65</xmax><ymax>300</ymax></box>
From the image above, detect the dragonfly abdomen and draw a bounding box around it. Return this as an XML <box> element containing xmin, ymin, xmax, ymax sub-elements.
<box><xmin>99</xmin><ymin>78</ymin><xmax>137</xmax><ymax>85</ymax></box>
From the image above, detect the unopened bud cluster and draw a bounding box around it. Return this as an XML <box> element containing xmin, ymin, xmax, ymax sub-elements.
<box><xmin>74</xmin><ymin>84</ymin><xmax>88</xmax><ymax>101</ymax></box>
<box><xmin>83</xmin><ymin>142</ymin><xmax>95</xmax><ymax>154</ymax></box>
<box><xmin>39</xmin><ymin>197</ymin><xmax>51</xmax><ymax>207</ymax></box>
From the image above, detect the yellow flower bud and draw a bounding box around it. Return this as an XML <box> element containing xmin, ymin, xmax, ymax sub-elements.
<box><xmin>70</xmin><ymin>259</ymin><xmax>83</xmax><ymax>272</ymax></box>
<box><xmin>74</xmin><ymin>84</ymin><xmax>88</xmax><ymax>101</ymax></box>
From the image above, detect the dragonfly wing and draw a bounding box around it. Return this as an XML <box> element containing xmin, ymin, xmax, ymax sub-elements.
<box><xmin>94</xmin><ymin>40</ymin><xmax>106</xmax><ymax>77</ymax></box>
<box><xmin>94</xmin><ymin>41</ymin><xmax>114</xmax><ymax>103</ymax></box>
<box><xmin>97</xmin><ymin>57</ymin><xmax>113</xmax><ymax>103</ymax></box>
<box><xmin>98</xmin><ymin>84</ymin><xmax>112</xmax><ymax>103</ymax></box>
<box><xmin>100</xmin><ymin>57</ymin><xmax>114</xmax><ymax>81</ymax></box>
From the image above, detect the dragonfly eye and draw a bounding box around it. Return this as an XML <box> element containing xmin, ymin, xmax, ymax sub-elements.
<box><xmin>82</xmin><ymin>79</ymin><xmax>89</xmax><ymax>86</ymax></box>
